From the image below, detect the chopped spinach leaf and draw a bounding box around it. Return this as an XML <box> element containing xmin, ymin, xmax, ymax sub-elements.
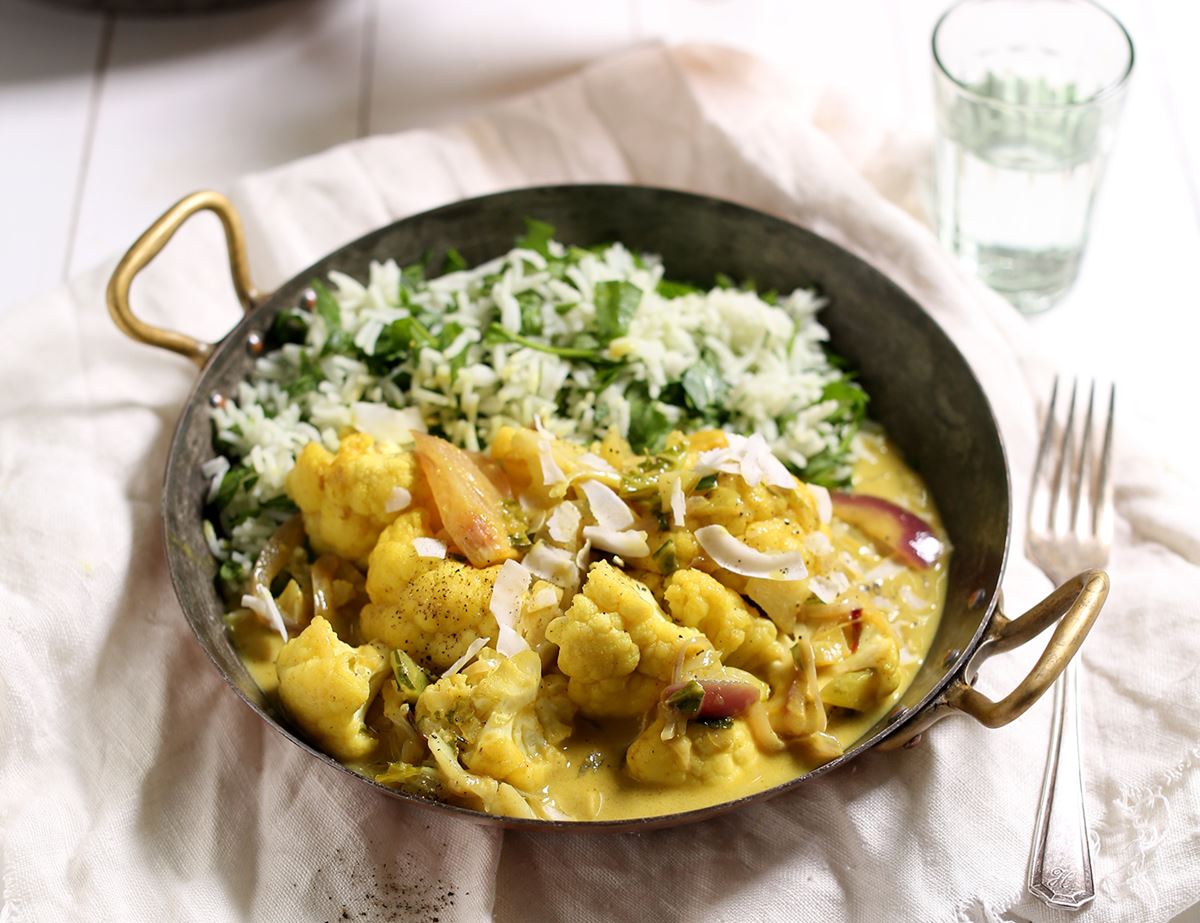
<box><xmin>655</xmin><ymin>279</ymin><xmax>701</xmax><ymax>299</ymax></box>
<box><xmin>485</xmin><ymin>324</ymin><xmax>622</xmax><ymax>363</ymax></box>
<box><xmin>517</xmin><ymin>291</ymin><xmax>543</xmax><ymax>335</ymax></box>
<box><xmin>680</xmin><ymin>352</ymin><xmax>727</xmax><ymax>413</ymax></box>
<box><xmin>215</xmin><ymin>465</ymin><xmax>254</xmax><ymax>508</ymax></box>
<box><xmin>269</xmin><ymin>308</ymin><xmax>309</xmax><ymax>345</ymax></box>
<box><xmin>516</xmin><ymin>217</ymin><xmax>556</xmax><ymax>257</ymax></box>
<box><xmin>311</xmin><ymin>280</ymin><xmax>341</xmax><ymax>330</ymax></box>
<box><xmin>626</xmin><ymin>384</ymin><xmax>671</xmax><ymax>453</ymax></box>
<box><xmin>593</xmin><ymin>280</ymin><xmax>642</xmax><ymax>343</ymax></box>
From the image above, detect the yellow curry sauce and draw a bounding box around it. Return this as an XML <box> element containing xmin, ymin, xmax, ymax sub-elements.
<box><xmin>228</xmin><ymin>427</ymin><xmax>946</xmax><ymax>821</ymax></box>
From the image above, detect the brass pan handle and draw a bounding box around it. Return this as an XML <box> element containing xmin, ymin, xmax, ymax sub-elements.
<box><xmin>881</xmin><ymin>570</ymin><xmax>1108</xmax><ymax>749</ymax></box>
<box><xmin>106</xmin><ymin>190</ymin><xmax>262</xmax><ymax>366</ymax></box>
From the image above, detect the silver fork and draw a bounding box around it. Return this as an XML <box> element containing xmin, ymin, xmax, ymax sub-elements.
<box><xmin>1025</xmin><ymin>377</ymin><xmax>1115</xmax><ymax>910</ymax></box>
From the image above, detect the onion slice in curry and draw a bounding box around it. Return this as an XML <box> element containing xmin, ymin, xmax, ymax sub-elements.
<box><xmin>412</xmin><ymin>433</ymin><xmax>517</xmax><ymax>568</ymax></box>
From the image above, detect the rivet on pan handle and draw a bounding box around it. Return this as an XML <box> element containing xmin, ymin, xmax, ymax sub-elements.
<box><xmin>106</xmin><ymin>190</ymin><xmax>262</xmax><ymax>366</ymax></box>
<box><xmin>880</xmin><ymin>570</ymin><xmax>1108</xmax><ymax>749</ymax></box>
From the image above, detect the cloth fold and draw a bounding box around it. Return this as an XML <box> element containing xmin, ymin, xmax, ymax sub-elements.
<box><xmin>2</xmin><ymin>43</ymin><xmax>1197</xmax><ymax>923</ymax></box>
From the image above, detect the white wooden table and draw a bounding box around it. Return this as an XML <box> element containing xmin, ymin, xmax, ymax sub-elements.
<box><xmin>1</xmin><ymin>0</ymin><xmax>1197</xmax><ymax>918</ymax></box>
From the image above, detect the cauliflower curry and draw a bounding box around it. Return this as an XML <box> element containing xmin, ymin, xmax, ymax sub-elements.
<box><xmin>225</xmin><ymin>424</ymin><xmax>948</xmax><ymax>821</ymax></box>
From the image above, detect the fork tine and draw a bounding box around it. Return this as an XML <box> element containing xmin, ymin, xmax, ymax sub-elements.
<box><xmin>1048</xmin><ymin>379</ymin><xmax>1078</xmax><ymax>532</ymax></box>
<box><xmin>1028</xmin><ymin>376</ymin><xmax>1060</xmax><ymax>530</ymax></box>
<box><xmin>1093</xmin><ymin>384</ymin><xmax>1116</xmax><ymax>541</ymax></box>
<box><xmin>1069</xmin><ymin>381</ymin><xmax>1096</xmax><ymax>534</ymax></box>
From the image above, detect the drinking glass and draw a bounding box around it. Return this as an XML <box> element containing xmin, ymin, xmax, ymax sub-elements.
<box><xmin>932</xmin><ymin>0</ymin><xmax>1133</xmax><ymax>313</ymax></box>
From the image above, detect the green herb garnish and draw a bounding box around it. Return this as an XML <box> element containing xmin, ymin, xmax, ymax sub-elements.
<box><xmin>653</xmin><ymin>538</ymin><xmax>677</xmax><ymax>576</ymax></box>
<box><xmin>626</xmin><ymin>384</ymin><xmax>671</xmax><ymax>453</ymax></box>
<box><xmin>680</xmin><ymin>351</ymin><xmax>727</xmax><ymax>413</ymax></box>
<box><xmin>694</xmin><ymin>474</ymin><xmax>718</xmax><ymax>492</ymax></box>
<box><xmin>390</xmin><ymin>650</ymin><xmax>432</xmax><ymax>703</ymax></box>
<box><xmin>694</xmin><ymin>716</ymin><xmax>733</xmax><ymax>729</ymax></box>
<box><xmin>375</xmin><ymin>762</ymin><xmax>442</xmax><ymax>798</ymax></box>
<box><xmin>516</xmin><ymin>217</ymin><xmax>556</xmax><ymax>257</ymax></box>
<box><xmin>665</xmin><ymin>680</ymin><xmax>705</xmax><ymax>718</ymax></box>
<box><xmin>593</xmin><ymin>280</ymin><xmax>642</xmax><ymax>343</ymax></box>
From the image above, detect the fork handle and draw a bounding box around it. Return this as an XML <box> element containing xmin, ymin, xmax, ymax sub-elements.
<box><xmin>1028</xmin><ymin>661</ymin><xmax>1095</xmax><ymax>909</ymax></box>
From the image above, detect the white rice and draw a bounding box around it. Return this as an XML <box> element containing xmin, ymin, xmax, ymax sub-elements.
<box><xmin>204</xmin><ymin>236</ymin><xmax>861</xmax><ymax>585</ymax></box>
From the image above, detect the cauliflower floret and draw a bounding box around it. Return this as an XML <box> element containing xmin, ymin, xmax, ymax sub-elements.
<box><xmin>286</xmin><ymin>433</ymin><xmax>426</xmax><ymax>567</ymax></box>
<box><xmin>490</xmin><ymin>425</ymin><xmax>616</xmax><ymax>505</ymax></box>
<box><xmin>626</xmin><ymin>714</ymin><xmax>759</xmax><ymax>786</ymax></box>
<box><xmin>545</xmin><ymin>562</ymin><xmax>710</xmax><ymax>718</ymax></box>
<box><xmin>274</xmin><ymin>616</ymin><xmax>388</xmax><ymax>761</ymax></box>
<box><xmin>415</xmin><ymin>648</ymin><xmax>573</xmax><ymax>793</ymax></box>
<box><xmin>360</xmin><ymin>512</ymin><xmax>501</xmax><ymax>670</ymax></box>
<box><xmin>688</xmin><ymin>469</ymin><xmax>820</xmax><ymax>541</ymax></box>
<box><xmin>665</xmin><ymin>569</ymin><xmax>792</xmax><ymax>685</ymax></box>
<box><xmin>426</xmin><ymin>733</ymin><xmax>537</xmax><ymax>819</ymax></box>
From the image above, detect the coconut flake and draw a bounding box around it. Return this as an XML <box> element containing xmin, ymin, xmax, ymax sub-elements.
<box><xmin>531</xmin><ymin>417</ymin><xmax>567</xmax><ymax>485</ymax></box>
<box><xmin>546</xmin><ymin>502</ymin><xmax>582</xmax><ymax>543</ymax></box>
<box><xmin>443</xmin><ymin>636</ymin><xmax>488</xmax><ymax>677</ymax></box>
<box><xmin>693</xmin><ymin>525</ymin><xmax>808</xmax><ymax>581</ymax></box>
<box><xmin>523</xmin><ymin>541</ymin><xmax>578</xmax><ymax>588</ymax></box>
<box><xmin>739</xmin><ymin>433</ymin><xmax>797</xmax><ymax>489</ymax></box>
<box><xmin>577</xmin><ymin>452</ymin><xmax>618</xmax><ymax>476</ymax></box>
<box><xmin>575</xmin><ymin>539</ymin><xmax>592</xmax><ymax>572</ymax></box>
<box><xmin>693</xmin><ymin>433</ymin><xmax>795</xmax><ymax>489</ymax></box>
<box><xmin>352</xmin><ymin>402</ymin><xmax>426</xmax><ymax>444</ymax></box>
<box><xmin>385</xmin><ymin>487</ymin><xmax>412</xmax><ymax>513</ymax></box>
<box><xmin>578</xmin><ymin>480</ymin><xmax>635</xmax><ymax>531</ymax></box>
<box><xmin>808</xmin><ymin>571</ymin><xmax>850</xmax><ymax>604</ymax></box>
<box><xmin>669</xmin><ymin>476</ymin><xmax>686</xmax><ymax>527</ymax></box>
<box><xmin>242</xmin><ymin>588</ymin><xmax>288</xmax><ymax>643</ymax></box>
<box><xmin>582</xmin><ymin>526</ymin><xmax>650</xmax><ymax>558</ymax></box>
<box><xmin>808</xmin><ymin>484</ymin><xmax>832</xmax><ymax>524</ymax></box>
<box><xmin>490</xmin><ymin>560</ymin><xmax>532</xmax><ymax>656</ymax></box>
<box><xmin>412</xmin><ymin>537</ymin><xmax>447</xmax><ymax>559</ymax></box>
<box><xmin>803</xmin><ymin>531</ymin><xmax>834</xmax><ymax>556</ymax></box>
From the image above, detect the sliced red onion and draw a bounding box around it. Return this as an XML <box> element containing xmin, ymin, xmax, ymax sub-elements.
<box><xmin>830</xmin><ymin>492</ymin><xmax>945</xmax><ymax>569</ymax></box>
<box><xmin>662</xmin><ymin>678</ymin><xmax>762</xmax><ymax>719</ymax></box>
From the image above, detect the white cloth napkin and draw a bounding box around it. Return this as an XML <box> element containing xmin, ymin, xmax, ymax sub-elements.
<box><xmin>2</xmin><ymin>43</ymin><xmax>1197</xmax><ymax>923</ymax></box>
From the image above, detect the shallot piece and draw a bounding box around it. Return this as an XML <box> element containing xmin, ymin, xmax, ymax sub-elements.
<box><xmin>662</xmin><ymin>678</ymin><xmax>762</xmax><ymax>719</ymax></box>
<box><xmin>830</xmin><ymin>492</ymin><xmax>945</xmax><ymax>569</ymax></box>
<box><xmin>413</xmin><ymin>433</ymin><xmax>516</xmax><ymax>568</ymax></box>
